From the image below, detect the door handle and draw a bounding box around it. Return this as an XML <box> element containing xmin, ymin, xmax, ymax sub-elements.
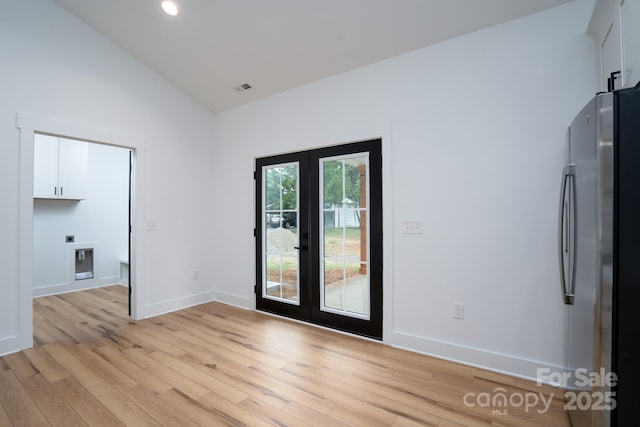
<box><xmin>294</xmin><ymin>245</ymin><xmax>308</xmax><ymax>250</ymax></box>
<box><xmin>558</xmin><ymin>164</ymin><xmax>576</xmax><ymax>305</ymax></box>
<box><xmin>568</xmin><ymin>166</ymin><xmax>577</xmax><ymax>304</ymax></box>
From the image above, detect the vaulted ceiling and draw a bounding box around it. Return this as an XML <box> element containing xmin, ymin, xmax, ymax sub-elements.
<box><xmin>54</xmin><ymin>0</ymin><xmax>573</xmax><ymax>112</ymax></box>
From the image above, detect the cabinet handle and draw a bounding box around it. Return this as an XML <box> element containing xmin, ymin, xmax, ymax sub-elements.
<box><xmin>60</xmin><ymin>187</ymin><xmax>63</xmax><ymax>196</ymax></box>
<box><xmin>54</xmin><ymin>187</ymin><xmax>57</xmax><ymax>195</ymax></box>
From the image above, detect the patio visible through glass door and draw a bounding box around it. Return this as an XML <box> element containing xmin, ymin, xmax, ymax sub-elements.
<box><xmin>320</xmin><ymin>154</ymin><xmax>370</xmax><ymax>319</ymax></box>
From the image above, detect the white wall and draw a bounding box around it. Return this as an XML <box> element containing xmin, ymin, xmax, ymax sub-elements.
<box><xmin>211</xmin><ymin>1</ymin><xmax>600</xmax><ymax>380</ymax></box>
<box><xmin>33</xmin><ymin>142</ymin><xmax>129</xmax><ymax>296</ymax></box>
<box><xmin>0</xmin><ymin>0</ymin><xmax>217</xmax><ymax>355</ymax></box>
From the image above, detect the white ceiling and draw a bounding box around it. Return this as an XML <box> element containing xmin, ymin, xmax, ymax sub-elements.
<box><xmin>54</xmin><ymin>0</ymin><xmax>573</xmax><ymax>113</ymax></box>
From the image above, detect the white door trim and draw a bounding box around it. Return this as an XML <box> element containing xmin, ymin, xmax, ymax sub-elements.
<box><xmin>15</xmin><ymin>112</ymin><xmax>144</xmax><ymax>353</ymax></box>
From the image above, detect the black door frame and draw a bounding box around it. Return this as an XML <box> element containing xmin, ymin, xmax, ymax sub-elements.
<box><xmin>255</xmin><ymin>139</ymin><xmax>382</xmax><ymax>339</ymax></box>
<box><xmin>128</xmin><ymin>150</ymin><xmax>133</xmax><ymax>315</ymax></box>
<box><xmin>255</xmin><ymin>151</ymin><xmax>311</xmax><ymax>321</ymax></box>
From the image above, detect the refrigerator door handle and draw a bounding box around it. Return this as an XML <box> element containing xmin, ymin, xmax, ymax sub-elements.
<box><xmin>559</xmin><ymin>164</ymin><xmax>576</xmax><ymax>305</ymax></box>
<box><xmin>568</xmin><ymin>164</ymin><xmax>577</xmax><ymax>304</ymax></box>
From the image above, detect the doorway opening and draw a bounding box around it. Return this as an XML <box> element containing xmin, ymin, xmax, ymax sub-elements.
<box><xmin>32</xmin><ymin>135</ymin><xmax>133</xmax><ymax>317</ymax></box>
<box><xmin>33</xmin><ymin>137</ymin><xmax>132</xmax><ymax>313</ymax></box>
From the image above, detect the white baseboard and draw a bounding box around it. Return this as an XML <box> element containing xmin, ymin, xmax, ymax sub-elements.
<box><xmin>33</xmin><ymin>276</ymin><xmax>121</xmax><ymax>298</ymax></box>
<box><xmin>212</xmin><ymin>291</ymin><xmax>251</xmax><ymax>309</ymax></box>
<box><xmin>388</xmin><ymin>330</ymin><xmax>564</xmax><ymax>384</ymax></box>
<box><xmin>0</xmin><ymin>334</ymin><xmax>32</xmax><ymax>357</ymax></box>
<box><xmin>142</xmin><ymin>291</ymin><xmax>215</xmax><ymax>319</ymax></box>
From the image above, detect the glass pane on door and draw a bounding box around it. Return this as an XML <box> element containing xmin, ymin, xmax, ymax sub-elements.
<box><xmin>320</xmin><ymin>154</ymin><xmax>369</xmax><ymax>318</ymax></box>
<box><xmin>262</xmin><ymin>163</ymin><xmax>299</xmax><ymax>304</ymax></box>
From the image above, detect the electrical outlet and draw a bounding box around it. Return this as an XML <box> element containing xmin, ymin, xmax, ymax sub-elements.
<box><xmin>146</xmin><ymin>219</ymin><xmax>158</xmax><ymax>231</ymax></box>
<box><xmin>402</xmin><ymin>220</ymin><xmax>423</xmax><ymax>234</ymax></box>
<box><xmin>65</xmin><ymin>235</ymin><xmax>74</xmax><ymax>243</ymax></box>
<box><xmin>453</xmin><ymin>303</ymin><xmax>464</xmax><ymax>320</ymax></box>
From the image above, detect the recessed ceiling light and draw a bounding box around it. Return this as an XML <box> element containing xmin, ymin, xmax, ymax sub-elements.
<box><xmin>161</xmin><ymin>1</ymin><xmax>178</xmax><ymax>16</ymax></box>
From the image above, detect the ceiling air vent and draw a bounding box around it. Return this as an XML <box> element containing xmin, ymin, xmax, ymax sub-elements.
<box><xmin>234</xmin><ymin>82</ymin><xmax>252</xmax><ymax>92</ymax></box>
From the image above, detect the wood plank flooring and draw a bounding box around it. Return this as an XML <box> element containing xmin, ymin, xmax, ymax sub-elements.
<box><xmin>0</xmin><ymin>286</ymin><xmax>570</xmax><ymax>426</ymax></box>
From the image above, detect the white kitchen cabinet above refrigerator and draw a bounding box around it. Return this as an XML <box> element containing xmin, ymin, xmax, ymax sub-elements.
<box><xmin>589</xmin><ymin>0</ymin><xmax>640</xmax><ymax>91</ymax></box>
<box><xmin>34</xmin><ymin>134</ymin><xmax>88</xmax><ymax>200</ymax></box>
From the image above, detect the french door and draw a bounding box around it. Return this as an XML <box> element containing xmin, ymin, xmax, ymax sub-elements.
<box><xmin>255</xmin><ymin>139</ymin><xmax>382</xmax><ymax>339</ymax></box>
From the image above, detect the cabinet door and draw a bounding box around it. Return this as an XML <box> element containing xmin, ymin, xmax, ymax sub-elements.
<box><xmin>622</xmin><ymin>0</ymin><xmax>640</xmax><ymax>87</ymax></box>
<box><xmin>33</xmin><ymin>134</ymin><xmax>59</xmax><ymax>198</ymax></box>
<box><xmin>602</xmin><ymin>11</ymin><xmax>622</xmax><ymax>91</ymax></box>
<box><xmin>58</xmin><ymin>138</ymin><xmax>88</xmax><ymax>200</ymax></box>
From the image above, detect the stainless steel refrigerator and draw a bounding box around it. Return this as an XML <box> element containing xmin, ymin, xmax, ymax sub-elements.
<box><xmin>559</xmin><ymin>87</ymin><xmax>640</xmax><ymax>427</ymax></box>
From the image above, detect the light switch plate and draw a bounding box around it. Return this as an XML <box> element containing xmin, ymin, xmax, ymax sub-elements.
<box><xmin>401</xmin><ymin>220</ymin><xmax>422</xmax><ymax>234</ymax></box>
<box><xmin>146</xmin><ymin>219</ymin><xmax>158</xmax><ymax>231</ymax></box>
<box><xmin>453</xmin><ymin>303</ymin><xmax>464</xmax><ymax>320</ymax></box>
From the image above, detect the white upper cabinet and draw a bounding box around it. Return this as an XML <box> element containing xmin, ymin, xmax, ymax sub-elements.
<box><xmin>33</xmin><ymin>134</ymin><xmax>59</xmax><ymax>198</ymax></box>
<box><xmin>34</xmin><ymin>134</ymin><xmax>88</xmax><ymax>200</ymax></box>
<box><xmin>622</xmin><ymin>0</ymin><xmax>640</xmax><ymax>87</ymax></box>
<box><xmin>590</xmin><ymin>0</ymin><xmax>640</xmax><ymax>91</ymax></box>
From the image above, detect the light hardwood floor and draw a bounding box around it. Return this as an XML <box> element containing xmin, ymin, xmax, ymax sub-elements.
<box><xmin>0</xmin><ymin>286</ymin><xmax>569</xmax><ymax>426</ymax></box>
